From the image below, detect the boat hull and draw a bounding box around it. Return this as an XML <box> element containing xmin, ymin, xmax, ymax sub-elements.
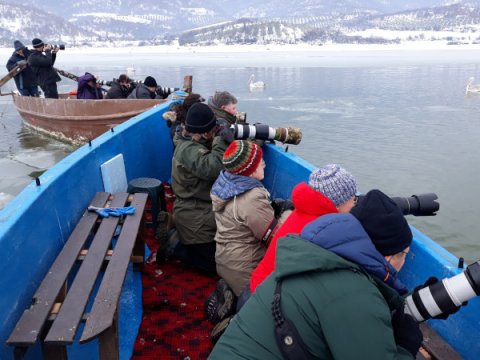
<box><xmin>12</xmin><ymin>93</ymin><xmax>166</xmax><ymax>144</ymax></box>
<box><xmin>0</xmin><ymin>102</ymin><xmax>479</xmax><ymax>359</ymax></box>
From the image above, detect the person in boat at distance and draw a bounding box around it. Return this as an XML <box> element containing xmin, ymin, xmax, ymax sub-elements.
<box><xmin>127</xmin><ymin>75</ymin><xmax>164</xmax><ymax>99</ymax></box>
<box><xmin>76</xmin><ymin>72</ymin><xmax>103</xmax><ymax>100</ymax></box>
<box><xmin>27</xmin><ymin>38</ymin><xmax>61</xmax><ymax>99</ymax></box>
<box><xmin>211</xmin><ymin>189</ymin><xmax>427</xmax><ymax>359</ymax></box>
<box><xmin>5</xmin><ymin>40</ymin><xmax>39</xmax><ymax>97</ymax></box>
<box><xmin>105</xmin><ymin>74</ymin><xmax>133</xmax><ymax>99</ymax></box>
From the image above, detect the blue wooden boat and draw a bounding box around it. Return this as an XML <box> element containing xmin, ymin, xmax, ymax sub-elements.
<box><xmin>0</xmin><ymin>99</ymin><xmax>478</xmax><ymax>359</ymax></box>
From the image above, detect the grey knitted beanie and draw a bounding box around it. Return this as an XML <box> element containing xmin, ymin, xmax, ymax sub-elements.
<box><xmin>308</xmin><ymin>164</ymin><xmax>357</xmax><ymax>207</ymax></box>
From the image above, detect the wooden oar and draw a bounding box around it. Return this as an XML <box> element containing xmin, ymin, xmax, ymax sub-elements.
<box><xmin>0</xmin><ymin>62</ymin><xmax>27</xmax><ymax>88</ymax></box>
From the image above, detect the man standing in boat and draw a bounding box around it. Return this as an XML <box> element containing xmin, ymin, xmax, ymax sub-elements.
<box><xmin>27</xmin><ymin>38</ymin><xmax>61</xmax><ymax>99</ymax></box>
<box><xmin>5</xmin><ymin>40</ymin><xmax>39</xmax><ymax>96</ymax></box>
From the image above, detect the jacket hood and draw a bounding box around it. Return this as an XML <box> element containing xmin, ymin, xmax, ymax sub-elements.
<box><xmin>292</xmin><ymin>182</ymin><xmax>338</xmax><ymax>215</ymax></box>
<box><xmin>211</xmin><ymin>171</ymin><xmax>264</xmax><ymax>211</ymax></box>
<box><xmin>275</xmin><ymin>213</ymin><xmax>408</xmax><ymax>294</ymax></box>
<box><xmin>207</xmin><ymin>96</ymin><xmax>236</xmax><ymax>124</ymax></box>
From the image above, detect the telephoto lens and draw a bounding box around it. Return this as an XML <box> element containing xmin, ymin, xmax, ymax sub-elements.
<box><xmin>390</xmin><ymin>193</ymin><xmax>439</xmax><ymax>216</ymax></box>
<box><xmin>404</xmin><ymin>261</ymin><xmax>480</xmax><ymax>322</ymax></box>
<box><xmin>231</xmin><ymin>124</ymin><xmax>302</xmax><ymax>145</ymax></box>
<box><xmin>356</xmin><ymin>193</ymin><xmax>439</xmax><ymax>216</ymax></box>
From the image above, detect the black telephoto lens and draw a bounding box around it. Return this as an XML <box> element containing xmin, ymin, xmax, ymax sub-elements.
<box><xmin>356</xmin><ymin>193</ymin><xmax>439</xmax><ymax>216</ymax></box>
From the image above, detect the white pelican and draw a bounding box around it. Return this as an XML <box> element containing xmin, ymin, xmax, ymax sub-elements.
<box><xmin>249</xmin><ymin>74</ymin><xmax>265</xmax><ymax>91</ymax></box>
<box><xmin>466</xmin><ymin>77</ymin><xmax>480</xmax><ymax>95</ymax></box>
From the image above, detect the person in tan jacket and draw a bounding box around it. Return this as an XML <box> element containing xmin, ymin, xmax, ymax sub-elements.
<box><xmin>210</xmin><ymin>140</ymin><xmax>274</xmax><ymax>296</ymax></box>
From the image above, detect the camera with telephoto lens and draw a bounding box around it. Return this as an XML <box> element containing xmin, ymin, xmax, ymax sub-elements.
<box><xmin>404</xmin><ymin>261</ymin><xmax>480</xmax><ymax>322</ymax></box>
<box><xmin>230</xmin><ymin>123</ymin><xmax>303</xmax><ymax>145</ymax></box>
<box><xmin>356</xmin><ymin>193</ymin><xmax>439</xmax><ymax>216</ymax></box>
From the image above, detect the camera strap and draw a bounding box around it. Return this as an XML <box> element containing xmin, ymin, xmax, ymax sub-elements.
<box><xmin>261</xmin><ymin>218</ymin><xmax>279</xmax><ymax>247</ymax></box>
<box><xmin>272</xmin><ymin>280</ymin><xmax>316</xmax><ymax>360</ymax></box>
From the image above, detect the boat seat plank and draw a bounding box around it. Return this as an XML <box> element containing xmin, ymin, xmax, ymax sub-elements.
<box><xmin>80</xmin><ymin>193</ymin><xmax>147</xmax><ymax>343</ymax></box>
<box><xmin>44</xmin><ymin>193</ymin><xmax>130</xmax><ymax>345</ymax></box>
<box><xmin>6</xmin><ymin>192</ymin><xmax>110</xmax><ymax>346</ymax></box>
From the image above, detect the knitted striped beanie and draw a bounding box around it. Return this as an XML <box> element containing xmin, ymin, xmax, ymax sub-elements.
<box><xmin>223</xmin><ymin>140</ymin><xmax>263</xmax><ymax>177</ymax></box>
<box><xmin>308</xmin><ymin>164</ymin><xmax>357</xmax><ymax>207</ymax></box>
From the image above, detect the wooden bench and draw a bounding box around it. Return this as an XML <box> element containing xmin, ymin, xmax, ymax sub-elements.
<box><xmin>6</xmin><ymin>192</ymin><xmax>148</xmax><ymax>360</ymax></box>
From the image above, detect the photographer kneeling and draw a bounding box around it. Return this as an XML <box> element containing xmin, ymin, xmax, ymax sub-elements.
<box><xmin>211</xmin><ymin>190</ymin><xmax>426</xmax><ymax>359</ymax></box>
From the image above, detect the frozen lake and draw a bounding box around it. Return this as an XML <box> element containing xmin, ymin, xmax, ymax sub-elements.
<box><xmin>1</xmin><ymin>45</ymin><xmax>480</xmax><ymax>262</ymax></box>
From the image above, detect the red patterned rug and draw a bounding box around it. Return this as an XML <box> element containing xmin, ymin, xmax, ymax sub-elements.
<box><xmin>132</xmin><ymin>184</ymin><xmax>217</xmax><ymax>359</ymax></box>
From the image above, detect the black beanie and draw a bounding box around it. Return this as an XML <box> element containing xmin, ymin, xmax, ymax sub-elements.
<box><xmin>144</xmin><ymin>76</ymin><xmax>157</xmax><ymax>88</ymax></box>
<box><xmin>14</xmin><ymin>40</ymin><xmax>25</xmax><ymax>52</ymax></box>
<box><xmin>351</xmin><ymin>189</ymin><xmax>412</xmax><ymax>256</ymax></box>
<box><xmin>185</xmin><ymin>103</ymin><xmax>217</xmax><ymax>133</ymax></box>
<box><xmin>32</xmin><ymin>38</ymin><xmax>44</xmax><ymax>48</ymax></box>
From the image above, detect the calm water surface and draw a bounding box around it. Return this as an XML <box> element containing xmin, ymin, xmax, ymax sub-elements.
<box><xmin>1</xmin><ymin>48</ymin><xmax>480</xmax><ymax>262</ymax></box>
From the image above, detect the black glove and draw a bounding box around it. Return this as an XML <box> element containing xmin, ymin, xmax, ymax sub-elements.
<box><xmin>413</xmin><ymin>277</ymin><xmax>467</xmax><ymax>320</ymax></box>
<box><xmin>391</xmin><ymin>307</ymin><xmax>423</xmax><ymax>357</ymax></box>
<box><xmin>271</xmin><ymin>198</ymin><xmax>294</xmax><ymax>218</ymax></box>
<box><xmin>215</xmin><ymin>125</ymin><xmax>234</xmax><ymax>144</ymax></box>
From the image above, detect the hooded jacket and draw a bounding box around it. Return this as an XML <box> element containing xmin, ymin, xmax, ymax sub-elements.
<box><xmin>210</xmin><ymin>214</ymin><xmax>412</xmax><ymax>360</ymax></box>
<box><xmin>105</xmin><ymin>80</ymin><xmax>132</xmax><ymax>99</ymax></box>
<box><xmin>250</xmin><ymin>182</ymin><xmax>338</xmax><ymax>292</ymax></box>
<box><xmin>211</xmin><ymin>171</ymin><xmax>274</xmax><ymax>295</ymax></box>
<box><xmin>127</xmin><ymin>83</ymin><xmax>161</xmax><ymax>99</ymax></box>
<box><xmin>6</xmin><ymin>48</ymin><xmax>37</xmax><ymax>90</ymax></box>
<box><xmin>208</xmin><ymin>96</ymin><xmax>237</xmax><ymax>125</ymax></box>
<box><xmin>77</xmin><ymin>73</ymin><xmax>103</xmax><ymax>100</ymax></box>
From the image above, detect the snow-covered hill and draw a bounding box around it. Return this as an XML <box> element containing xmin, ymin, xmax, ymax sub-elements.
<box><xmin>0</xmin><ymin>0</ymin><xmax>479</xmax><ymax>47</ymax></box>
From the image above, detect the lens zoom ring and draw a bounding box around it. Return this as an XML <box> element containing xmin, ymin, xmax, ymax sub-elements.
<box><xmin>411</xmin><ymin>289</ymin><xmax>432</xmax><ymax>320</ymax></box>
<box><xmin>430</xmin><ymin>282</ymin><xmax>457</xmax><ymax>314</ymax></box>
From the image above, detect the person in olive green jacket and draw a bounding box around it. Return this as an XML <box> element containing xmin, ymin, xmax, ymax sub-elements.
<box><xmin>210</xmin><ymin>190</ymin><xmax>423</xmax><ymax>359</ymax></box>
<box><xmin>208</xmin><ymin>91</ymin><xmax>238</xmax><ymax>125</ymax></box>
<box><xmin>171</xmin><ymin>103</ymin><xmax>232</xmax><ymax>274</ymax></box>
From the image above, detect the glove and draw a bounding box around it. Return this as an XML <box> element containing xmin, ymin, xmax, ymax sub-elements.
<box><xmin>391</xmin><ymin>306</ymin><xmax>423</xmax><ymax>357</ymax></box>
<box><xmin>271</xmin><ymin>198</ymin><xmax>295</xmax><ymax>218</ymax></box>
<box><xmin>215</xmin><ymin>125</ymin><xmax>234</xmax><ymax>144</ymax></box>
<box><xmin>88</xmin><ymin>206</ymin><xmax>136</xmax><ymax>218</ymax></box>
<box><xmin>16</xmin><ymin>60</ymin><xmax>27</xmax><ymax>66</ymax></box>
<box><xmin>413</xmin><ymin>277</ymin><xmax>467</xmax><ymax>319</ymax></box>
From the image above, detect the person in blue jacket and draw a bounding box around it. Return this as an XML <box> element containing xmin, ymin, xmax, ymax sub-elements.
<box><xmin>210</xmin><ymin>189</ymin><xmax>424</xmax><ymax>359</ymax></box>
<box><xmin>5</xmin><ymin>40</ymin><xmax>39</xmax><ymax>96</ymax></box>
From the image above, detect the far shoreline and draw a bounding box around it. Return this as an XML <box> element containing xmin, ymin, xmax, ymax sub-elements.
<box><xmin>1</xmin><ymin>42</ymin><xmax>480</xmax><ymax>55</ymax></box>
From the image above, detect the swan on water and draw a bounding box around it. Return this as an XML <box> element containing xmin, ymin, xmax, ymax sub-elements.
<box><xmin>127</xmin><ymin>65</ymin><xmax>136</xmax><ymax>77</ymax></box>
<box><xmin>466</xmin><ymin>77</ymin><xmax>480</xmax><ymax>95</ymax></box>
<box><xmin>249</xmin><ymin>74</ymin><xmax>265</xmax><ymax>91</ymax></box>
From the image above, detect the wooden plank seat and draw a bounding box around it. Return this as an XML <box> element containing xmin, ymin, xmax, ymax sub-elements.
<box><xmin>6</xmin><ymin>192</ymin><xmax>148</xmax><ymax>360</ymax></box>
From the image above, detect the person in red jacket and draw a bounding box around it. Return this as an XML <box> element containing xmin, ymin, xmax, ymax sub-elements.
<box><xmin>249</xmin><ymin>164</ymin><xmax>358</xmax><ymax>293</ymax></box>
